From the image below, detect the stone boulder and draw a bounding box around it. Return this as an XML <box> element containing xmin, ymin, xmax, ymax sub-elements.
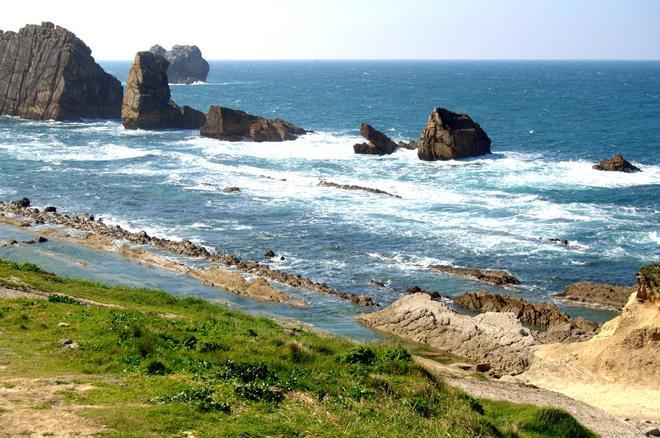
<box><xmin>353</xmin><ymin>123</ymin><xmax>398</xmax><ymax>155</ymax></box>
<box><xmin>417</xmin><ymin>108</ymin><xmax>491</xmax><ymax>161</ymax></box>
<box><xmin>0</xmin><ymin>22</ymin><xmax>122</xmax><ymax>121</ymax></box>
<box><xmin>359</xmin><ymin>293</ymin><xmax>538</xmax><ymax>376</ymax></box>
<box><xmin>200</xmin><ymin>106</ymin><xmax>307</xmax><ymax>142</ymax></box>
<box><xmin>592</xmin><ymin>154</ymin><xmax>640</xmax><ymax>173</ymax></box>
<box><xmin>149</xmin><ymin>44</ymin><xmax>209</xmax><ymax>84</ymax></box>
<box><xmin>121</xmin><ymin>51</ymin><xmax>206</xmax><ymax>130</ymax></box>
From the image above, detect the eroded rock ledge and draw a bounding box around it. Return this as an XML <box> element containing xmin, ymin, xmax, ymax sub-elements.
<box><xmin>428</xmin><ymin>264</ymin><xmax>520</xmax><ymax>286</ymax></box>
<box><xmin>0</xmin><ymin>199</ymin><xmax>375</xmax><ymax>307</ymax></box>
<box><xmin>557</xmin><ymin>281</ymin><xmax>635</xmax><ymax>311</ymax></box>
<box><xmin>318</xmin><ymin>180</ymin><xmax>401</xmax><ymax>198</ymax></box>
<box><xmin>453</xmin><ymin>291</ymin><xmax>599</xmax><ymax>343</ymax></box>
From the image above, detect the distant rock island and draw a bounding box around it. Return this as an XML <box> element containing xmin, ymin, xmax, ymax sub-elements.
<box><xmin>149</xmin><ymin>44</ymin><xmax>209</xmax><ymax>84</ymax></box>
<box><xmin>0</xmin><ymin>22</ymin><xmax>122</xmax><ymax>121</ymax></box>
<box><xmin>121</xmin><ymin>51</ymin><xmax>206</xmax><ymax>130</ymax></box>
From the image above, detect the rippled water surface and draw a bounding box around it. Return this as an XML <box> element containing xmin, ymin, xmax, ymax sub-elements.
<box><xmin>1</xmin><ymin>61</ymin><xmax>659</xmax><ymax>328</ymax></box>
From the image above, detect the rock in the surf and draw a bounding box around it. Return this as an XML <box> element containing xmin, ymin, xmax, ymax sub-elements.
<box><xmin>428</xmin><ymin>264</ymin><xmax>519</xmax><ymax>286</ymax></box>
<box><xmin>0</xmin><ymin>22</ymin><xmax>122</xmax><ymax>121</ymax></box>
<box><xmin>149</xmin><ymin>44</ymin><xmax>209</xmax><ymax>84</ymax></box>
<box><xmin>417</xmin><ymin>108</ymin><xmax>491</xmax><ymax>160</ymax></box>
<box><xmin>398</xmin><ymin>140</ymin><xmax>418</xmax><ymax>150</ymax></box>
<box><xmin>121</xmin><ymin>51</ymin><xmax>206</xmax><ymax>130</ymax></box>
<box><xmin>353</xmin><ymin>123</ymin><xmax>399</xmax><ymax>155</ymax></box>
<box><xmin>592</xmin><ymin>154</ymin><xmax>640</xmax><ymax>173</ymax></box>
<box><xmin>558</xmin><ymin>281</ymin><xmax>635</xmax><ymax>310</ymax></box>
<box><xmin>200</xmin><ymin>106</ymin><xmax>307</xmax><ymax>142</ymax></box>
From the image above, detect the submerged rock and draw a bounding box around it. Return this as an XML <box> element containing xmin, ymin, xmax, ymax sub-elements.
<box><xmin>318</xmin><ymin>180</ymin><xmax>401</xmax><ymax>198</ymax></box>
<box><xmin>417</xmin><ymin>108</ymin><xmax>491</xmax><ymax>161</ymax></box>
<box><xmin>353</xmin><ymin>123</ymin><xmax>398</xmax><ymax>155</ymax></box>
<box><xmin>558</xmin><ymin>281</ymin><xmax>635</xmax><ymax>310</ymax></box>
<box><xmin>0</xmin><ymin>22</ymin><xmax>122</xmax><ymax>121</ymax></box>
<box><xmin>592</xmin><ymin>154</ymin><xmax>640</xmax><ymax>173</ymax></box>
<box><xmin>121</xmin><ymin>51</ymin><xmax>206</xmax><ymax>130</ymax></box>
<box><xmin>149</xmin><ymin>44</ymin><xmax>209</xmax><ymax>84</ymax></box>
<box><xmin>359</xmin><ymin>293</ymin><xmax>538</xmax><ymax>376</ymax></box>
<box><xmin>428</xmin><ymin>264</ymin><xmax>520</xmax><ymax>286</ymax></box>
<box><xmin>200</xmin><ymin>106</ymin><xmax>307</xmax><ymax>142</ymax></box>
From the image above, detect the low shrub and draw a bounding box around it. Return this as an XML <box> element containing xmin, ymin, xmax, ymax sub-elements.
<box><xmin>48</xmin><ymin>294</ymin><xmax>80</xmax><ymax>305</ymax></box>
<box><xmin>339</xmin><ymin>345</ymin><xmax>376</xmax><ymax>365</ymax></box>
<box><xmin>152</xmin><ymin>387</ymin><xmax>230</xmax><ymax>413</ymax></box>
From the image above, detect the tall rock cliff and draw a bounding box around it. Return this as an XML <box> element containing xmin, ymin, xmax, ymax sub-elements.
<box><xmin>0</xmin><ymin>22</ymin><xmax>122</xmax><ymax>121</ymax></box>
<box><xmin>149</xmin><ymin>44</ymin><xmax>209</xmax><ymax>84</ymax></box>
<box><xmin>121</xmin><ymin>51</ymin><xmax>206</xmax><ymax>130</ymax></box>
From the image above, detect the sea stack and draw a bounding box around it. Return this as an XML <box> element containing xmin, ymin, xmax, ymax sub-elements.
<box><xmin>353</xmin><ymin>123</ymin><xmax>399</xmax><ymax>155</ymax></box>
<box><xmin>0</xmin><ymin>22</ymin><xmax>123</xmax><ymax>121</ymax></box>
<box><xmin>121</xmin><ymin>51</ymin><xmax>206</xmax><ymax>130</ymax></box>
<box><xmin>200</xmin><ymin>106</ymin><xmax>307</xmax><ymax>142</ymax></box>
<box><xmin>149</xmin><ymin>44</ymin><xmax>209</xmax><ymax>84</ymax></box>
<box><xmin>417</xmin><ymin>108</ymin><xmax>491</xmax><ymax>161</ymax></box>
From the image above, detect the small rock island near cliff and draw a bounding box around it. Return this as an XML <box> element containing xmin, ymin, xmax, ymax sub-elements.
<box><xmin>149</xmin><ymin>44</ymin><xmax>209</xmax><ymax>84</ymax></box>
<box><xmin>0</xmin><ymin>22</ymin><xmax>123</xmax><ymax>121</ymax></box>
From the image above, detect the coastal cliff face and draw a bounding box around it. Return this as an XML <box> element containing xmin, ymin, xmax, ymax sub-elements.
<box><xmin>121</xmin><ymin>51</ymin><xmax>206</xmax><ymax>130</ymax></box>
<box><xmin>200</xmin><ymin>106</ymin><xmax>307</xmax><ymax>142</ymax></box>
<box><xmin>149</xmin><ymin>44</ymin><xmax>209</xmax><ymax>84</ymax></box>
<box><xmin>417</xmin><ymin>108</ymin><xmax>491</xmax><ymax>161</ymax></box>
<box><xmin>0</xmin><ymin>22</ymin><xmax>123</xmax><ymax>121</ymax></box>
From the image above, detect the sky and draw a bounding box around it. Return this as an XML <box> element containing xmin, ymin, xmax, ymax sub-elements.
<box><xmin>2</xmin><ymin>0</ymin><xmax>660</xmax><ymax>60</ymax></box>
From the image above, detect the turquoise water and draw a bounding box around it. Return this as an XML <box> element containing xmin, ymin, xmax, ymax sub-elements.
<box><xmin>1</xmin><ymin>61</ymin><xmax>658</xmax><ymax>328</ymax></box>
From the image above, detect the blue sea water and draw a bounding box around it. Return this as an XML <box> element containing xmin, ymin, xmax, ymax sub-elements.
<box><xmin>1</xmin><ymin>61</ymin><xmax>659</xmax><ymax>328</ymax></box>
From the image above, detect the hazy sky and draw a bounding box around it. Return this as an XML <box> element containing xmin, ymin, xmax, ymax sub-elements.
<box><xmin>3</xmin><ymin>0</ymin><xmax>660</xmax><ymax>60</ymax></box>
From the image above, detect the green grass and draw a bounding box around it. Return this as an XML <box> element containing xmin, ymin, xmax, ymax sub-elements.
<box><xmin>0</xmin><ymin>259</ymin><xmax>594</xmax><ymax>437</ymax></box>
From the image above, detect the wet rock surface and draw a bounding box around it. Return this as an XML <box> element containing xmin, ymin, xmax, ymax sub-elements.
<box><xmin>0</xmin><ymin>199</ymin><xmax>375</xmax><ymax>307</ymax></box>
<box><xmin>0</xmin><ymin>22</ymin><xmax>123</xmax><ymax>121</ymax></box>
<box><xmin>417</xmin><ymin>108</ymin><xmax>491</xmax><ymax>161</ymax></box>
<box><xmin>428</xmin><ymin>264</ymin><xmax>520</xmax><ymax>286</ymax></box>
<box><xmin>121</xmin><ymin>51</ymin><xmax>206</xmax><ymax>130</ymax></box>
<box><xmin>200</xmin><ymin>106</ymin><xmax>307</xmax><ymax>142</ymax></box>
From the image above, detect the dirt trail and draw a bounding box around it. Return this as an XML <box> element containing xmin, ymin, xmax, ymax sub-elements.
<box><xmin>415</xmin><ymin>357</ymin><xmax>644</xmax><ymax>438</ymax></box>
<box><xmin>0</xmin><ymin>376</ymin><xmax>104</xmax><ymax>437</ymax></box>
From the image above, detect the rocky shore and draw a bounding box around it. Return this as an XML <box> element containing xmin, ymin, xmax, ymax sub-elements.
<box><xmin>558</xmin><ymin>280</ymin><xmax>635</xmax><ymax>310</ymax></box>
<box><xmin>0</xmin><ymin>199</ymin><xmax>375</xmax><ymax>307</ymax></box>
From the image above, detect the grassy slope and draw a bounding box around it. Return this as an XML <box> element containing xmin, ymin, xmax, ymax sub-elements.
<box><xmin>0</xmin><ymin>260</ymin><xmax>595</xmax><ymax>437</ymax></box>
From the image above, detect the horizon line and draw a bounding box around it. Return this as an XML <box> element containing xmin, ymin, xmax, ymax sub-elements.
<box><xmin>98</xmin><ymin>58</ymin><xmax>660</xmax><ymax>62</ymax></box>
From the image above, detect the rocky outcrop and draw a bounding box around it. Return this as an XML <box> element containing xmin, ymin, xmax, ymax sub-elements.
<box><xmin>558</xmin><ymin>281</ymin><xmax>635</xmax><ymax>310</ymax></box>
<box><xmin>397</xmin><ymin>140</ymin><xmax>418</xmax><ymax>150</ymax></box>
<box><xmin>417</xmin><ymin>108</ymin><xmax>491</xmax><ymax>161</ymax></box>
<box><xmin>592</xmin><ymin>154</ymin><xmax>640</xmax><ymax>173</ymax></box>
<box><xmin>0</xmin><ymin>199</ymin><xmax>375</xmax><ymax>307</ymax></box>
<box><xmin>200</xmin><ymin>106</ymin><xmax>307</xmax><ymax>142</ymax></box>
<box><xmin>353</xmin><ymin>123</ymin><xmax>398</xmax><ymax>155</ymax></box>
<box><xmin>428</xmin><ymin>264</ymin><xmax>520</xmax><ymax>286</ymax></box>
<box><xmin>121</xmin><ymin>51</ymin><xmax>206</xmax><ymax>130</ymax></box>
<box><xmin>636</xmin><ymin>264</ymin><xmax>660</xmax><ymax>303</ymax></box>
<box><xmin>318</xmin><ymin>180</ymin><xmax>401</xmax><ymax>198</ymax></box>
<box><xmin>359</xmin><ymin>293</ymin><xmax>538</xmax><ymax>376</ymax></box>
<box><xmin>0</xmin><ymin>22</ymin><xmax>122</xmax><ymax>121</ymax></box>
<box><xmin>149</xmin><ymin>44</ymin><xmax>209</xmax><ymax>84</ymax></box>
<box><xmin>453</xmin><ymin>291</ymin><xmax>599</xmax><ymax>343</ymax></box>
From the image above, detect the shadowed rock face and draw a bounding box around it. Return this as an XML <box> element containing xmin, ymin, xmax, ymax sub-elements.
<box><xmin>200</xmin><ymin>106</ymin><xmax>307</xmax><ymax>142</ymax></box>
<box><xmin>0</xmin><ymin>22</ymin><xmax>122</xmax><ymax>121</ymax></box>
<box><xmin>417</xmin><ymin>108</ymin><xmax>491</xmax><ymax>161</ymax></box>
<box><xmin>353</xmin><ymin>123</ymin><xmax>399</xmax><ymax>155</ymax></box>
<box><xmin>592</xmin><ymin>154</ymin><xmax>641</xmax><ymax>173</ymax></box>
<box><xmin>121</xmin><ymin>51</ymin><xmax>206</xmax><ymax>130</ymax></box>
<box><xmin>149</xmin><ymin>44</ymin><xmax>209</xmax><ymax>84</ymax></box>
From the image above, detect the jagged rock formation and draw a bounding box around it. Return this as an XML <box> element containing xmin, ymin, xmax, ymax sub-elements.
<box><xmin>397</xmin><ymin>140</ymin><xmax>418</xmax><ymax>150</ymax></box>
<box><xmin>200</xmin><ymin>106</ymin><xmax>307</xmax><ymax>142</ymax></box>
<box><xmin>428</xmin><ymin>264</ymin><xmax>520</xmax><ymax>286</ymax></box>
<box><xmin>558</xmin><ymin>281</ymin><xmax>635</xmax><ymax>310</ymax></box>
<box><xmin>121</xmin><ymin>51</ymin><xmax>206</xmax><ymax>130</ymax></box>
<box><xmin>359</xmin><ymin>293</ymin><xmax>538</xmax><ymax>376</ymax></box>
<box><xmin>417</xmin><ymin>108</ymin><xmax>491</xmax><ymax>161</ymax></box>
<box><xmin>149</xmin><ymin>44</ymin><xmax>209</xmax><ymax>84</ymax></box>
<box><xmin>0</xmin><ymin>22</ymin><xmax>122</xmax><ymax>121</ymax></box>
<box><xmin>453</xmin><ymin>291</ymin><xmax>599</xmax><ymax>343</ymax></box>
<box><xmin>592</xmin><ymin>154</ymin><xmax>641</xmax><ymax>173</ymax></box>
<box><xmin>318</xmin><ymin>180</ymin><xmax>401</xmax><ymax>198</ymax></box>
<box><xmin>353</xmin><ymin>123</ymin><xmax>398</xmax><ymax>155</ymax></box>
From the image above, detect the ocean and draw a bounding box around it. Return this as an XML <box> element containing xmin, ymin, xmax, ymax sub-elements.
<box><xmin>1</xmin><ymin>60</ymin><xmax>659</xmax><ymax>332</ymax></box>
